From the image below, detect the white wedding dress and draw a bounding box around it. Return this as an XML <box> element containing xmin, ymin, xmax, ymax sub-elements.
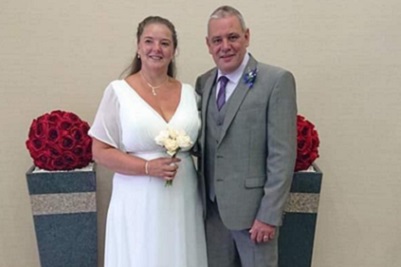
<box><xmin>89</xmin><ymin>80</ymin><xmax>207</xmax><ymax>267</ymax></box>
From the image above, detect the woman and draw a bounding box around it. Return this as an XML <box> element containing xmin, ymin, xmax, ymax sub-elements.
<box><xmin>89</xmin><ymin>16</ymin><xmax>207</xmax><ymax>267</ymax></box>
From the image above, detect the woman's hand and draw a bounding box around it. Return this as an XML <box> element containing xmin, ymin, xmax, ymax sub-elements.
<box><xmin>146</xmin><ymin>157</ymin><xmax>181</xmax><ymax>181</ymax></box>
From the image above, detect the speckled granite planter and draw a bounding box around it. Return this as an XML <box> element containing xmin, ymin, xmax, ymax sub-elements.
<box><xmin>279</xmin><ymin>165</ymin><xmax>323</xmax><ymax>267</ymax></box>
<box><xmin>26</xmin><ymin>163</ymin><xmax>97</xmax><ymax>267</ymax></box>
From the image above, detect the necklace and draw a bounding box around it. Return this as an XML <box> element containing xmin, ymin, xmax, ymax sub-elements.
<box><xmin>140</xmin><ymin>72</ymin><xmax>168</xmax><ymax>96</ymax></box>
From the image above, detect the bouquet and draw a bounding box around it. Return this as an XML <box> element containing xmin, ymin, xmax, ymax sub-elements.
<box><xmin>26</xmin><ymin>110</ymin><xmax>92</xmax><ymax>171</ymax></box>
<box><xmin>155</xmin><ymin>127</ymin><xmax>193</xmax><ymax>186</ymax></box>
<box><xmin>295</xmin><ymin>115</ymin><xmax>320</xmax><ymax>171</ymax></box>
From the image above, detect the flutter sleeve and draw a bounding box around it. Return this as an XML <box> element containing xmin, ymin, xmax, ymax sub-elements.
<box><xmin>88</xmin><ymin>83</ymin><xmax>123</xmax><ymax>151</ymax></box>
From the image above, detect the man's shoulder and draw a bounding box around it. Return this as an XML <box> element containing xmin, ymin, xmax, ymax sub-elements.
<box><xmin>257</xmin><ymin>61</ymin><xmax>291</xmax><ymax>75</ymax></box>
<box><xmin>197</xmin><ymin>67</ymin><xmax>216</xmax><ymax>80</ymax></box>
<box><xmin>253</xmin><ymin>61</ymin><xmax>294</xmax><ymax>84</ymax></box>
<box><xmin>195</xmin><ymin>67</ymin><xmax>216</xmax><ymax>94</ymax></box>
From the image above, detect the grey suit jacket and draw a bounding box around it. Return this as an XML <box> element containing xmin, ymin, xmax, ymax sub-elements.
<box><xmin>195</xmin><ymin>55</ymin><xmax>297</xmax><ymax>230</ymax></box>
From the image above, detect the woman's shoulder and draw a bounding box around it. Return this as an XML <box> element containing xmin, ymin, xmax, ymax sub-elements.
<box><xmin>180</xmin><ymin>82</ymin><xmax>195</xmax><ymax>92</ymax></box>
<box><xmin>96</xmin><ymin>80</ymin><xmax>133</xmax><ymax>104</ymax></box>
<box><xmin>103</xmin><ymin>79</ymin><xmax>131</xmax><ymax>95</ymax></box>
<box><xmin>107</xmin><ymin>79</ymin><xmax>127</xmax><ymax>89</ymax></box>
<box><xmin>178</xmin><ymin>83</ymin><xmax>198</xmax><ymax>104</ymax></box>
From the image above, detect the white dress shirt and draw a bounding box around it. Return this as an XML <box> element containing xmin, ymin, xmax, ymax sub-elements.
<box><xmin>216</xmin><ymin>53</ymin><xmax>250</xmax><ymax>102</ymax></box>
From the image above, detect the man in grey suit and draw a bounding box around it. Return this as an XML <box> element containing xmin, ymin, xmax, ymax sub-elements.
<box><xmin>195</xmin><ymin>5</ymin><xmax>297</xmax><ymax>267</ymax></box>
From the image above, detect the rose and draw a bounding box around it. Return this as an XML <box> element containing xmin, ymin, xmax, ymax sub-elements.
<box><xmin>168</xmin><ymin>127</ymin><xmax>179</xmax><ymax>139</ymax></box>
<box><xmin>65</xmin><ymin>112</ymin><xmax>80</xmax><ymax>122</ymax></box>
<box><xmin>34</xmin><ymin>151</ymin><xmax>51</xmax><ymax>169</ymax></box>
<box><xmin>176</xmin><ymin>134</ymin><xmax>192</xmax><ymax>148</ymax></box>
<box><xmin>48</xmin><ymin>111</ymin><xmax>64</xmax><ymax>123</ymax></box>
<box><xmin>295</xmin><ymin>115</ymin><xmax>320</xmax><ymax>171</ymax></box>
<box><xmin>47</xmin><ymin>127</ymin><xmax>61</xmax><ymax>144</ymax></box>
<box><xmin>50</xmin><ymin>156</ymin><xmax>67</xmax><ymax>170</ymax></box>
<box><xmin>26</xmin><ymin>110</ymin><xmax>92</xmax><ymax>170</ymax></box>
<box><xmin>163</xmin><ymin>139</ymin><xmax>180</xmax><ymax>156</ymax></box>
<box><xmin>29</xmin><ymin>119</ymin><xmax>47</xmax><ymax>139</ymax></box>
<box><xmin>70</xmin><ymin>127</ymin><xmax>84</xmax><ymax>141</ymax></box>
<box><xmin>58</xmin><ymin>120</ymin><xmax>73</xmax><ymax>131</ymax></box>
<box><xmin>27</xmin><ymin>138</ymin><xmax>45</xmax><ymax>155</ymax></box>
<box><xmin>155</xmin><ymin>127</ymin><xmax>193</xmax><ymax>186</ymax></box>
<box><xmin>155</xmin><ymin>129</ymin><xmax>170</xmax><ymax>145</ymax></box>
<box><xmin>60</xmin><ymin>135</ymin><xmax>76</xmax><ymax>150</ymax></box>
<box><xmin>155</xmin><ymin>127</ymin><xmax>193</xmax><ymax>157</ymax></box>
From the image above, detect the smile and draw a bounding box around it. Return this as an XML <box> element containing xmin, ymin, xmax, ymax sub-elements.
<box><xmin>220</xmin><ymin>54</ymin><xmax>235</xmax><ymax>59</ymax></box>
<box><xmin>148</xmin><ymin>55</ymin><xmax>163</xmax><ymax>60</ymax></box>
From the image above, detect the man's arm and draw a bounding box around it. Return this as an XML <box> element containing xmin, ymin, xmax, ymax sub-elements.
<box><xmin>257</xmin><ymin>70</ymin><xmax>297</xmax><ymax>226</ymax></box>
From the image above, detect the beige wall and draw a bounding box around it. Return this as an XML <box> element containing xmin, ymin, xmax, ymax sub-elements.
<box><xmin>1</xmin><ymin>0</ymin><xmax>401</xmax><ymax>266</ymax></box>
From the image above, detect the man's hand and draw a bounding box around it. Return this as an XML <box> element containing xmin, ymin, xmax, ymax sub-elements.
<box><xmin>249</xmin><ymin>219</ymin><xmax>276</xmax><ymax>244</ymax></box>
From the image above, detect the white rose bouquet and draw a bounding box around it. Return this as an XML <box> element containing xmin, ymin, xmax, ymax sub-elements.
<box><xmin>155</xmin><ymin>127</ymin><xmax>193</xmax><ymax>186</ymax></box>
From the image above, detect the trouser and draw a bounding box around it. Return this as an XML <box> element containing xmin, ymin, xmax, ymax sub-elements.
<box><xmin>205</xmin><ymin>199</ymin><xmax>279</xmax><ymax>267</ymax></box>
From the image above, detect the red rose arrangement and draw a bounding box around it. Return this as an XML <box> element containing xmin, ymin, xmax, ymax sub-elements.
<box><xmin>295</xmin><ymin>115</ymin><xmax>320</xmax><ymax>171</ymax></box>
<box><xmin>26</xmin><ymin>110</ymin><xmax>92</xmax><ymax>170</ymax></box>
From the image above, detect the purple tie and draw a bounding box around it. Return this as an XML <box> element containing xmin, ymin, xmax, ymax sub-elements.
<box><xmin>216</xmin><ymin>76</ymin><xmax>229</xmax><ymax>110</ymax></box>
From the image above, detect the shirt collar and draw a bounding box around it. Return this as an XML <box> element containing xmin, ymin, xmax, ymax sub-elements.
<box><xmin>217</xmin><ymin>53</ymin><xmax>250</xmax><ymax>84</ymax></box>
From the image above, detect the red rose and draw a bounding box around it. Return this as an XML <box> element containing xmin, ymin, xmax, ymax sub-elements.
<box><xmin>50</xmin><ymin>156</ymin><xmax>67</xmax><ymax>170</ymax></box>
<box><xmin>72</xmin><ymin>145</ymin><xmax>84</xmax><ymax>157</ymax></box>
<box><xmin>295</xmin><ymin>115</ymin><xmax>320</xmax><ymax>171</ymax></box>
<box><xmin>34</xmin><ymin>151</ymin><xmax>51</xmax><ymax>170</ymax></box>
<box><xmin>66</xmin><ymin>112</ymin><xmax>80</xmax><ymax>122</ymax></box>
<box><xmin>26</xmin><ymin>110</ymin><xmax>93</xmax><ymax>170</ymax></box>
<box><xmin>59</xmin><ymin>120</ymin><xmax>73</xmax><ymax>131</ymax></box>
<box><xmin>84</xmin><ymin>138</ymin><xmax>92</xmax><ymax>154</ymax></box>
<box><xmin>29</xmin><ymin>138</ymin><xmax>44</xmax><ymax>151</ymax></box>
<box><xmin>60</xmin><ymin>135</ymin><xmax>76</xmax><ymax>150</ymax></box>
<box><xmin>47</xmin><ymin>127</ymin><xmax>61</xmax><ymax>144</ymax></box>
<box><xmin>70</xmin><ymin>127</ymin><xmax>84</xmax><ymax>141</ymax></box>
<box><xmin>49</xmin><ymin>146</ymin><xmax>63</xmax><ymax>157</ymax></box>
<box><xmin>62</xmin><ymin>151</ymin><xmax>77</xmax><ymax>168</ymax></box>
<box><xmin>48</xmin><ymin>111</ymin><xmax>64</xmax><ymax>123</ymax></box>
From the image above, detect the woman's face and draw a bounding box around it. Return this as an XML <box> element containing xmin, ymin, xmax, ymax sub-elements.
<box><xmin>137</xmin><ymin>23</ymin><xmax>175</xmax><ymax>72</ymax></box>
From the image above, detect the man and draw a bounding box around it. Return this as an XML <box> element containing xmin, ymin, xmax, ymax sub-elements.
<box><xmin>195</xmin><ymin>5</ymin><xmax>297</xmax><ymax>267</ymax></box>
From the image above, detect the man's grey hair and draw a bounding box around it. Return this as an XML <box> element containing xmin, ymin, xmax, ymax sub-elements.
<box><xmin>209</xmin><ymin>5</ymin><xmax>247</xmax><ymax>31</ymax></box>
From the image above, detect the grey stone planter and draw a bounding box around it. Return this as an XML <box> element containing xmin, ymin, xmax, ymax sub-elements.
<box><xmin>279</xmin><ymin>164</ymin><xmax>323</xmax><ymax>267</ymax></box>
<box><xmin>26</xmin><ymin>163</ymin><xmax>97</xmax><ymax>267</ymax></box>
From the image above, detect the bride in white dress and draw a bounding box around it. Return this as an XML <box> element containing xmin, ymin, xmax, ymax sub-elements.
<box><xmin>89</xmin><ymin>16</ymin><xmax>207</xmax><ymax>267</ymax></box>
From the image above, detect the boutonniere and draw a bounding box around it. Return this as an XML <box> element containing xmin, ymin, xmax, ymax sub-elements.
<box><xmin>243</xmin><ymin>68</ymin><xmax>258</xmax><ymax>89</ymax></box>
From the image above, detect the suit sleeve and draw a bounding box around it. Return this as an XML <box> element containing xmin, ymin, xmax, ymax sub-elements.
<box><xmin>256</xmin><ymin>70</ymin><xmax>297</xmax><ymax>226</ymax></box>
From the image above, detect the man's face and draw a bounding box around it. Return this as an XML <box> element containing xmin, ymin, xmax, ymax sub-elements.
<box><xmin>206</xmin><ymin>15</ymin><xmax>249</xmax><ymax>74</ymax></box>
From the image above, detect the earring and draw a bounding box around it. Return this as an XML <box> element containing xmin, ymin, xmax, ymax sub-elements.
<box><xmin>137</xmin><ymin>54</ymin><xmax>141</xmax><ymax>59</ymax></box>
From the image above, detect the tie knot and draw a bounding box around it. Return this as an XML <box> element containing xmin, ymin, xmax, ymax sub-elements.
<box><xmin>219</xmin><ymin>76</ymin><xmax>229</xmax><ymax>87</ymax></box>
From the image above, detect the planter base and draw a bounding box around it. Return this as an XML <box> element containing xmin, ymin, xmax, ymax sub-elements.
<box><xmin>26</xmin><ymin>163</ymin><xmax>97</xmax><ymax>267</ymax></box>
<box><xmin>278</xmin><ymin>165</ymin><xmax>322</xmax><ymax>267</ymax></box>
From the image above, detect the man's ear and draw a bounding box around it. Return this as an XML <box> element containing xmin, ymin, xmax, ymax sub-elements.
<box><xmin>206</xmin><ymin>37</ymin><xmax>212</xmax><ymax>54</ymax></box>
<box><xmin>244</xmin><ymin>28</ymin><xmax>250</xmax><ymax>47</ymax></box>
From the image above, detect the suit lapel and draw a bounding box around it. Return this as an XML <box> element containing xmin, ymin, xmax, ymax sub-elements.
<box><xmin>201</xmin><ymin>69</ymin><xmax>217</xmax><ymax>149</ymax></box>
<box><xmin>218</xmin><ymin>56</ymin><xmax>258</xmax><ymax>145</ymax></box>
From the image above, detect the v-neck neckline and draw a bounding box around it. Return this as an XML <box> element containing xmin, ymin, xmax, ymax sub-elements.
<box><xmin>122</xmin><ymin>79</ymin><xmax>183</xmax><ymax>124</ymax></box>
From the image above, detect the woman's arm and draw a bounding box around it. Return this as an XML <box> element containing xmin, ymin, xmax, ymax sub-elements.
<box><xmin>92</xmin><ymin>138</ymin><xmax>180</xmax><ymax>180</ymax></box>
